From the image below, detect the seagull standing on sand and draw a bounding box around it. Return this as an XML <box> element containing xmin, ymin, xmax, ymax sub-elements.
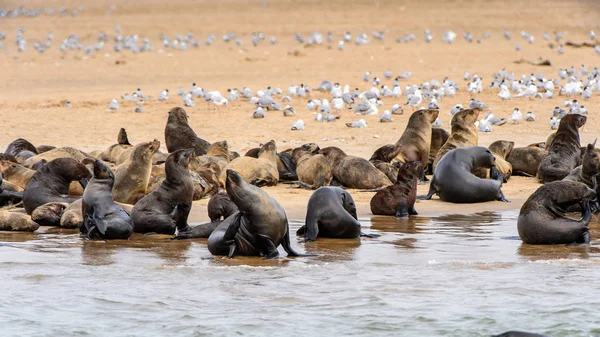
<box><xmin>511</xmin><ymin>108</ymin><xmax>522</xmax><ymax>124</ymax></box>
<box><xmin>253</xmin><ymin>107</ymin><xmax>266</xmax><ymax>118</ymax></box>
<box><xmin>391</xmin><ymin>104</ymin><xmax>403</xmax><ymax>115</ymax></box>
<box><xmin>525</xmin><ymin>111</ymin><xmax>535</xmax><ymax>121</ymax></box>
<box><xmin>498</xmin><ymin>84</ymin><xmax>511</xmax><ymax>101</ymax></box>
<box><xmin>379</xmin><ymin>110</ymin><xmax>392</xmax><ymax>122</ymax></box>
<box><xmin>346</xmin><ymin>119</ymin><xmax>367</xmax><ymax>128</ymax></box>
<box><xmin>291</xmin><ymin>119</ymin><xmax>304</xmax><ymax>130</ymax></box>
<box><xmin>550</xmin><ymin>117</ymin><xmax>560</xmax><ymax>130</ymax></box>
<box><xmin>405</xmin><ymin>88</ymin><xmax>422</xmax><ymax>110</ymax></box>
<box><xmin>109</xmin><ymin>99</ymin><xmax>119</xmax><ymax>110</ymax></box>
<box><xmin>352</xmin><ymin>100</ymin><xmax>378</xmax><ymax>115</ymax></box>
<box><xmin>331</xmin><ymin>97</ymin><xmax>344</xmax><ymax>113</ymax></box>
<box><xmin>283</xmin><ymin>105</ymin><xmax>296</xmax><ymax>116</ymax></box>
<box><xmin>158</xmin><ymin>89</ymin><xmax>169</xmax><ymax>101</ymax></box>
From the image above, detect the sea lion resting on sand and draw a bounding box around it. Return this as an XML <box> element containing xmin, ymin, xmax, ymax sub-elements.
<box><xmin>219</xmin><ymin>140</ymin><xmax>279</xmax><ymax>187</ymax></box>
<box><xmin>4</xmin><ymin>138</ymin><xmax>38</xmax><ymax>163</ymax></box>
<box><xmin>370</xmin><ymin>161</ymin><xmax>420</xmax><ymax>217</ymax></box>
<box><xmin>292</xmin><ymin>144</ymin><xmax>333</xmax><ymax>189</ymax></box>
<box><xmin>319</xmin><ymin>146</ymin><xmax>392</xmax><ymax>189</ymax></box>
<box><xmin>369</xmin><ymin>144</ymin><xmax>401</xmax><ymax>183</ymax></box>
<box><xmin>517</xmin><ymin>180</ymin><xmax>594</xmax><ymax>245</ymax></box>
<box><xmin>506</xmin><ymin>145</ymin><xmax>547</xmax><ymax>177</ymax></box>
<box><xmin>420</xmin><ymin>146</ymin><xmax>508</xmax><ymax>203</ymax></box>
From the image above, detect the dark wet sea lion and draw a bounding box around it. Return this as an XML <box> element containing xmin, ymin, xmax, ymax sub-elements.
<box><xmin>319</xmin><ymin>146</ymin><xmax>392</xmax><ymax>189</ymax></box>
<box><xmin>220</xmin><ymin>140</ymin><xmax>279</xmax><ymax>187</ymax></box>
<box><xmin>165</xmin><ymin>107</ymin><xmax>211</xmax><ymax>156</ymax></box>
<box><xmin>31</xmin><ymin>202</ymin><xmax>69</xmax><ymax>226</ymax></box>
<box><xmin>82</xmin><ymin>160</ymin><xmax>133</xmax><ymax>240</ymax></box>
<box><xmin>393</xmin><ymin>108</ymin><xmax>439</xmax><ymax>168</ymax></box>
<box><xmin>506</xmin><ymin>146</ymin><xmax>547</xmax><ymax>177</ymax></box>
<box><xmin>563</xmin><ymin>141</ymin><xmax>600</xmax><ymax>212</ymax></box>
<box><xmin>537</xmin><ymin>114</ymin><xmax>586</xmax><ymax>183</ymax></box>
<box><xmin>23</xmin><ymin>158</ymin><xmax>91</xmax><ymax>214</ymax></box>
<box><xmin>131</xmin><ymin>149</ymin><xmax>194</xmax><ymax>234</ymax></box>
<box><xmin>474</xmin><ymin>140</ymin><xmax>514</xmax><ymax>182</ymax></box>
<box><xmin>370</xmin><ymin>161</ymin><xmax>420</xmax><ymax>217</ymax></box>
<box><xmin>113</xmin><ymin>140</ymin><xmax>160</xmax><ymax>204</ymax></box>
<box><xmin>433</xmin><ymin>108</ymin><xmax>480</xmax><ymax>171</ymax></box>
<box><xmin>427</xmin><ymin>127</ymin><xmax>450</xmax><ymax>174</ymax></box>
<box><xmin>492</xmin><ymin>331</ymin><xmax>550</xmax><ymax>337</ymax></box>
<box><xmin>207</xmin><ymin>190</ymin><xmax>238</xmax><ymax>222</ymax></box>
<box><xmin>297</xmin><ymin>186</ymin><xmax>363</xmax><ymax>241</ymax></box>
<box><xmin>518</xmin><ymin>180</ymin><xmax>594</xmax><ymax>245</ymax></box>
<box><xmin>292</xmin><ymin>146</ymin><xmax>333</xmax><ymax>189</ymax></box>
<box><xmin>245</xmin><ymin>147</ymin><xmax>260</xmax><ymax>158</ymax></box>
<box><xmin>277</xmin><ymin>149</ymin><xmax>297</xmax><ymax>181</ymax></box>
<box><xmin>369</xmin><ymin>144</ymin><xmax>401</xmax><ymax>183</ymax></box>
<box><xmin>208</xmin><ymin>169</ymin><xmax>313</xmax><ymax>258</ymax></box>
<box><xmin>420</xmin><ymin>146</ymin><xmax>508</xmax><ymax>203</ymax></box>
<box><xmin>0</xmin><ymin>210</ymin><xmax>39</xmax><ymax>231</ymax></box>
<box><xmin>4</xmin><ymin>138</ymin><xmax>38</xmax><ymax>163</ymax></box>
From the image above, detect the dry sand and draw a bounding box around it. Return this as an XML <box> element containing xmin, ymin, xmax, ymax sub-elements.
<box><xmin>1</xmin><ymin>0</ymin><xmax>600</xmax><ymax>222</ymax></box>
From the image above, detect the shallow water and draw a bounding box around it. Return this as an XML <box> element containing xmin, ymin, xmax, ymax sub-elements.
<box><xmin>1</xmin><ymin>211</ymin><xmax>600</xmax><ymax>337</ymax></box>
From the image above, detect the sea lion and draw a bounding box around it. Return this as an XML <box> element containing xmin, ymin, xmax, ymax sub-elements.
<box><xmin>112</xmin><ymin>140</ymin><xmax>160</xmax><ymax>204</ymax></box>
<box><xmin>369</xmin><ymin>144</ymin><xmax>401</xmax><ymax>183</ymax></box>
<box><xmin>393</xmin><ymin>108</ymin><xmax>439</xmax><ymax>169</ymax></box>
<box><xmin>564</xmin><ymin>141</ymin><xmax>600</xmax><ymax>212</ymax></box>
<box><xmin>296</xmin><ymin>186</ymin><xmax>364</xmax><ymax>241</ymax></box>
<box><xmin>506</xmin><ymin>146</ymin><xmax>547</xmax><ymax>177</ymax></box>
<box><xmin>97</xmin><ymin>128</ymin><xmax>133</xmax><ymax>163</ymax></box>
<box><xmin>147</xmin><ymin>163</ymin><xmax>210</xmax><ymax>201</ymax></box>
<box><xmin>219</xmin><ymin>140</ymin><xmax>279</xmax><ymax>187</ymax></box>
<box><xmin>420</xmin><ymin>146</ymin><xmax>508</xmax><ymax>203</ymax></box>
<box><xmin>518</xmin><ymin>180</ymin><xmax>594</xmax><ymax>245</ymax></box>
<box><xmin>4</xmin><ymin>138</ymin><xmax>38</xmax><ymax>163</ymax></box>
<box><xmin>207</xmin><ymin>169</ymin><xmax>313</xmax><ymax>258</ymax></box>
<box><xmin>22</xmin><ymin>147</ymin><xmax>92</xmax><ymax>168</ymax></box>
<box><xmin>190</xmin><ymin>140</ymin><xmax>231</xmax><ymax>172</ymax></box>
<box><xmin>82</xmin><ymin>160</ymin><xmax>133</xmax><ymax>240</ymax></box>
<box><xmin>474</xmin><ymin>140</ymin><xmax>514</xmax><ymax>182</ymax></box>
<box><xmin>319</xmin><ymin>146</ymin><xmax>392</xmax><ymax>189</ymax></box>
<box><xmin>370</xmin><ymin>161</ymin><xmax>420</xmax><ymax>217</ymax></box>
<box><xmin>0</xmin><ymin>172</ymin><xmax>23</xmax><ymax>206</ymax></box>
<box><xmin>194</xmin><ymin>162</ymin><xmax>221</xmax><ymax>197</ymax></box>
<box><xmin>292</xmin><ymin>145</ymin><xmax>333</xmax><ymax>189</ymax></box>
<box><xmin>492</xmin><ymin>331</ymin><xmax>550</xmax><ymax>337</ymax></box>
<box><xmin>0</xmin><ymin>160</ymin><xmax>35</xmax><ymax>189</ymax></box>
<box><xmin>60</xmin><ymin>199</ymin><xmax>83</xmax><ymax>228</ymax></box>
<box><xmin>36</xmin><ymin>145</ymin><xmax>56</xmax><ymax>153</ymax></box>
<box><xmin>131</xmin><ymin>149</ymin><xmax>194</xmax><ymax>234</ymax></box>
<box><xmin>172</xmin><ymin>191</ymin><xmax>237</xmax><ymax>240</ymax></box>
<box><xmin>0</xmin><ymin>210</ymin><xmax>39</xmax><ymax>231</ymax></box>
<box><xmin>537</xmin><ymin>114</ymin><xmax>586</xmax><ymax>183</ymax></box>
<box><xmin>244</xmin><ymin>146</ymin><xmax>297</xmax><ymax>180</ymax></box>
<box><xmin>31</xmin><ymin>202</ymin><xmax>69</xmax><ymax>226</ymax></box>
<box><xmin>432</xmin><ymin>108</ymin><xmax>480</xmax><ymax>171</ymax></box>
<box><xmin>164</xmin><ymin>106</ymin><xmax>211</xmax><ymax>156</ymax></box>
<box><xmin>427</xmin><ymin>128</ymin><xmax>450</xmax><ymax>174</ymax></box>
<box><xmin>23</xmin><ymin>157</ymin><xmax>91</xmax><ymax>214</ymax></box>
<box><xmin>545</xmin><ymin>132</ymin><xmax>557</xmax><ymax>149</ymax></box>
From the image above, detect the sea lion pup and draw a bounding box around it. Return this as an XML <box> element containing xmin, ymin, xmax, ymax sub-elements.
<box><xmin>60</xmin><ymin>199</ymin><xmax>84</xmax><ymax>228</ymax></box>
<box><xmin>492</xmin><ymin>331</ymin><xmax>550</xmax><ymax>337</ymax></box>
<box><xmin>219</xmin><ymin>140</ymin><xmax>279</xmax><ymax>187</ymax></box>
<box><xmin>208</xmin><ymin>169</ymin><xmax>314</xmax><ymax>258</ymax></box>
<box><xmin>474</xmin><ymin>140</ymin><xmax>514</xmax><ymax>182</ymax></box>
<box><xmin>319</xmin><ymin>146</ymin><xmax>392</xmax><ymax>189</ymax></box>
<box><xmin>369</xmin><ymin>144</ymin><xmax>401</xmax><ymax>183</ymax></box>
<box><xmin>164</xmin><ymin>106</ymin><xmax>211</xmax><ymax>156</ymax></box>
<box><xmin>23</xmin><ymin>158</ymin><xmax>91</xmax><ymax>214</ymax></box>
<box><xmin>517</xmin><ymin>181</ymin><xmax>595</xmax><ymax>245</ymax></box>
<box><xmin>131</xmin><ymin>149</ymin><xmax>194</xmax><ymax>235</ymax></box>
<box><xmin>97</xmin><ymin>128</ymin><xmax>133</xmax><ymax>163</ymax></box>
<box><xmin>297</xmin><ymin>187</ymin><xmax>366</xmax><ymax>241</ymax></box>
<box><xmin>81</xmin><ymin>160</ymin><xmax>133</xmax><ymax>240</ymax></box>
<box><xmin>426</xmin><ymin>128</ymin><xmax>450</xmax><ymax>174</ymax></box>
<box><xmin>506</xmin><ymin>146</ymin><xmax>547</xmax><ymax>177</ymax></box>
<box><xmin>172</xmin><ymin>191</ymin><xmax>238</xmax><ymax>240</ymax></box>
<box><xmin>0</xmin><ymin>211</ymin><xmax>39</xmax><ymax>231</ymax></box>
<box><xmin>432</xmin><ymin>108</ymin><xmax>480</xmax><ymax>172</ymax></box>
<box><xmin>393</xmin><ymin>108</ymin><xmax>439</xmax><ymax>168</ymax></box>
<box><xmin>4</xmin><ymin>138</ymin><xmax>38</xmax><ymax>163</ymax></box>
<box><xmin>291</xmin><ymin>145</ymin><xmax>333</xmax><ymax>189</ymax></box>
<box><xmin>22</xmin><ymin>147</ymin><xmax>93</xmax><ymax>168</ymax></box>
<box><xmin>537</xmin><ymin>114</ymin><xmax>587</xmax><ymax>183</ymax></box>
<box><xmin>112</xmin><ymin>140</ymin><xmax>159</xmax><ymax>204</ymax></box>
<box><xmin>420</xmin><ymin>146</ymin><xmax>509</xmax><ymax>203</ymax></box>
<box><xmin>370</xmin><ymin>161</ymin><xmax>420</xmax><ymax>217</ymax></box>
<box><xmin>244</xmin><ymin>146</ymin><xmax>297</xmax><ymax>181</ymax></box>
<box><xmin>31</xmin><ymin>202</ymin><xmax>70</xmax><ymax>226</ymax></box>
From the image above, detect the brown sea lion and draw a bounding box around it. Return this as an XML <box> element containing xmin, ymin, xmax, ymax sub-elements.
<box><xmin>506</xmin><ymin>146</ymin><xmax>547</xmax><ymax>177</ymax></box>
<box><xmin>0</xmin><ymin>210</ymin><xmax>39</xmax><ymax>231</ymax></box>
<box><xmin>195</xmin><ymin>161</ymin><xmax>221</xmax><ymax>197</ymax></box>
<box><xmin>147</xmin><ymin>163</ymin><xmax>209</xmax><ymax>201</ymax></box>
<box><xmin>22</xmin><ymin>147</ymin><xmax>93</xmax><ymax>168</ymax></box>
<box><xmin>292</xmin><ymin>146</ymin><xmax>333</xmax><ymax>189</ymax></box>
<box><xmin>319</xmin><ymin>146</ymin><xmax>392</xmax><ymax>189</ymax></box>
<box><xmin>23</xmin><ymin>158</ymin><xmax>91</xmax><ymax>214</ymax></box>
<box><xmin>369</xmin><ymin>144</ymin><xmax>401</xmax><ymax>183</ymax></box>
<box><xmin>207</xmin><ymin>190</ymin><xmax>238</xmax><ymax>222</ymax></box>
<box><xmin>393</xmin><ymin>108</ymin><xmax>439</xmax><ymax>167</ymax></box>
<box><xmin>36</xmin><ymin>145</ymin><xmax>56</xmax><ymax>153</ymax></box>
<box><xmin>474</xmin><ymin>140</ymin><xmax>514</xmax><ymax>182</ymax></box>
<box><xmin>97</xmin><ymin>128</ymin><xmax>133</xmax><ymax>163</ymax></box>
<box><xmin>4</xmin><ymin>138</ymin><xmax>38</xmax><ymax>163</ymax></box>
<box><xmin>112</xmin><ymin>140</ymin><xmax>160</xmax><ymax>204</ymax></box>
<box><xmin>537</xmin><ymin>114</ymin><xmax>586</xmax><ymax>183</ymax></box>
<box><xmin>244</xmin><ymin>146</ymin><xmax>296</xmax><ymax>180</ymax></box>
<box><xmin>427</xmin><ymin>128</ymin><xmax>450</xmax><ymax>174</ymax></box>
<box><xmin>432</xmin><ymin>108</ymin><xmax>480</xmax><ymax>171</ymax></box>
<box><xmin>370</xmin><ymin>161</ymin><xmax>421</xmax><ymax>217</ymax></box>
<box><xmin>518</xmin><ymin>180</ymin><xmax>594</xmax><ymax>245</ymax></box>
<box><xmin>31</xmin><ymin>202</ymin><xmax>70</xmax><ymax>226</ymax></box>
<box><xmin>564</xmin><ymin>141</ymin><xmax>600</xmax><ymax>211</ymax></box>
<box><xmin>165</xmin><ymin>107</ymin><xmax>211</xmax><ymax>156</ymax></box>
<box><xmin>0</xmin><ymin>160</ymin><xmax>35</xmax><ymax>189</ymax></box>
<box><xmin>190</xmin><ymin>140</ymin><xmax>230</xmax><ymax>172</ymax></box>
<box><xmin>219</xmin><ymin>140</ymin><xmax>279</xmax><ymax>187</ymax></box>
<box><xmin>60</xmin><ymin>199</ymin><xmax>83</xmax><ymax>228</ymax></box>
<box><xmin>131</xmin><ymin>149</ymin><xmax>194</xmax><ymax>234</ymax></box>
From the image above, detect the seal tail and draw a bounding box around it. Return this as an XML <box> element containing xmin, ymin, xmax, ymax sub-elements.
<box><xmin>417</xmin><ymin>182</ymin><xmax>437</xmax><ymax>200</ymax></box>
<box><xmin>281</xmin><ymin>230</ymin><xmax>318</xmax><ymax>257</ymax></box>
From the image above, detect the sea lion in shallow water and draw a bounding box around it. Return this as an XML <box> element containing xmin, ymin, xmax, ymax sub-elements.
<box><xmin>432</xmin><ymin>108</ymin><xmax>480</xmax><ymax>171</ymax></box>
<box><xmin>207</xmin><ymin>169</ymin><xmax>313</xmax><ymax>258</ymax></box>
<box><xmin>23</xmin><ymin>158</ymin><xmax>91</xmax><ymax>214</ymax></box>
<box><xmin>319</xmin><ymin>146</ymin><xmax>392</xmax><ymax>189</ymax></box>
<box><xmin>492</xmin><ymin>331</ymin><xmax>550</xmax><ymax>337</ymax></box>
<box><xmin>370</xmin><ymin>161</ymin><xmax>420</xmax><ymax>217</ymax></box>
<box><xmin>420</xmin><ymin>146</ymin><xmax>508</xmax><ymax>203</ymax></box>
<box><xmin>292</xmin><ymin>145</ymin><xmax>333</xmax><ymax>189</ymax></box>
<box><xmin>219</xmin><ymin>140</ymin><xmax>279</xmax><ymax>187</ymax></box>
<box><xmin>171</xmin><ymin>191</ymin><xmax>237</xmax><ymax>239</ymax></box>
<box><xmin>165</xmin><ymin>107</ymin><xmax>211</xmax><ymax>156</ymax></box>
<box><xmin>537</xmin><ymin>114</ymin><xmax>586</xmax><ymax>183</ymax></box>
<box><xmin>517</xmin><ymin>180</ymin><xmax>594</xmax><ymax>245</ymax></box>
<box><xmin>131</xmin><ymin>149</ymin><xmax>194</xmax><ymax>234</ymax></box>
<box><xmin>112</xmin><ymin>140</ymin><xmax>160</xmax><ymax>204</ymax></box>
<box><xmin>82</xmin><ymin>160</ymin><xmax>133</xmax><ymax>240</ymax></box>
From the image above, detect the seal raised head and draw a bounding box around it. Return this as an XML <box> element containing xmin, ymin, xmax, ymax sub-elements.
<box><xmin>165</xmin><ymin>107</ymin><xmax>211</xmax><ymax>156</ymax></box>
<box><xmin>432</xmin><ymin>108</ymin><xmax>480</xmax><ymax>172</ymax></box>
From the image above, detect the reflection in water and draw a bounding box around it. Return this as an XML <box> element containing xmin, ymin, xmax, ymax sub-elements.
<box><xmin>1</xmin><ymin>210</ymin><xmax>600</xmax><ymax>336</ymax></box>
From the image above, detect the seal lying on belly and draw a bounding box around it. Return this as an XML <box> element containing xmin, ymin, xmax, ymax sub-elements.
<box><xmin>81</xmin><ymin>160</ymin><xmax>133</xmax><ymax>240</ymax></box>
<box><xmin>319</xmin><ymin>146</ymin><xmax>392</xmax><ymax>189</ymax></box>
<box><xmin>419</xmin><ymin>146</ymin><xmax>509</xmax><ymax>203</ymax></box>
<box><xmin>23</xmin><ymin>158</ymin><xmax>91</xmax><ymax>214</ymax></box>
<box><xmin>517</xmin><ymin>180</ymin><xmax>595</xmax><ymax>245</ymax></box>
<box><xmin>208</xmin><ymin>169</ymin><xmax>315</xmax><ymax>258</ymax></box>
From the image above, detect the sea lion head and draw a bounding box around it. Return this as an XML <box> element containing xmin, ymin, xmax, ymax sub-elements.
<box><xmin>471</xmin><ymin>146</ymin><xmax>496</xmax><ymax>169</ymax></box>
<box><xmin>488</xmin><ymin>140</ymin><xmax>515</xmax><ymax>159</ymax></box>
<box><xmin>340</xmin><ymin>189</ymin><xmax>358</xmax><ymax>220</ymax></box>
<box><xmin>582</xmin><ymin>141</ymin><xmax>600</xmax><ymax>176</ymax></box>
<box><xmin>133</xmin><ymin>140</ymin><xmax>160</xmax><ymax>162</ymax></box>
<box><xmin>258</xmin><ymin>140</ymin><xmax>277</xmax><ymax>156</ymax></box>
<box><xmin>45</xmin><ymin>158</ymin><xmax>92</xmax><ymax>181</ymax></box>
<box><xmin>452</xmin><ymin>108</ymin><xmax>480</xmax><ymax>127</ymax></box>
<box><xmin>92</xmin><ymin>160</ymin><xmax>115</xmax><ymax>181</ymax></box>
<box><xmin>167</xmin><ymin>107</ymin><xmax>189</xmax><ymax>125</ymax></box>
<box><xmin>370</xmin><ymin>144</ymin><xmax>399</xmax><ymax>162</ymax></box>
<box><xmin>318</xmin><ymin>146</ymin><xmax>346</xmax><ymax>162</ymax></box>
<box><xmin>173</xmin><ymin>148</ymin><xmax>194</xmax><ymax>169</ymax></box>
<box><xmin>413</xmin><ymin>108</ymin><xmax>439</xmax><ymax>123</ymax></box>
<box><xmin>225</xmin><ymin>169</ymin><xmax>258</xmax><ymax>209</ymax></box>
<box><xmin>301</xmin><ymin>143</ymin><xmax>320</xmax><ymax>153</ymax></box>
<box><xmin>560</xmin><ymin>114</ymin><xmax>587</xmax><ymax>129</ymax></box>
<box><xmin>207</xmin><ymin>141</ymin><xmax>229</xmax><ymax>158</ymax></box>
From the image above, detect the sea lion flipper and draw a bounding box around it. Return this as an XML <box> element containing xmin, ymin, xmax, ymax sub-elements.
<box><xmin>170</xmin><ymin>204</ymin><xmax>192</xmax><ymax>232</ymax></box>
<box><xmin>496</xmin><ymin>189</ymin><xmax>510</xmax><ymax>203</ymax></box>
<box><xmin>395</xmin><ymin>198</ymin><xmax>409</xmax><ymax>218</ymax></box>
<box><xmin>296</xmin><ymin>225</ymin><xmax>306</xmax><ymax>236</ymax></box>
<box><xmin>255</xmin><ymin>233</ymin><xmax>279</xmax><ymax>259</ymax></box>
<box><xmin>301</xmin><ymin>214</ymin><xmax>319</xmax><ymax>242</ymax></box>
<box><xmin>360</xmin><ymin>232</ymin><xmax>380</xmax><ymax>238</ymax></box>
<box><xmin>408</xmin><ymin>206</ymin><xmax>418</xmax><ymax>215</ymax></box>
<box><xmin>91</xmin><ymin>209</ymin><xmax>108</xmax><ymax>235</ymax></box>
<box><xmin>223</xmin><ymin>212</ymin><xmax>243</xmax><ymax>241</ymax></box>
<box><xmin>418</xmin><ymin>182</ymin><xmax>436</xmax><ymax>200</ymax></box>
<box><xmin>227</xmin><ymin>243</ymin><xmax>237</xmax><ymax>258</ymax></box>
